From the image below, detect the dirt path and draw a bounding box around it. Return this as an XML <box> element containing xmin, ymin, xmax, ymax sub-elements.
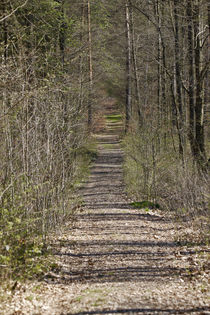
<box><xmin>3</xmin><ymin>109</ymin><xmax>209</xmax><ymax>314</ymax></box>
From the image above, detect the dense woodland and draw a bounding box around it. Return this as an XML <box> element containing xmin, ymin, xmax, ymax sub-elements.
<box><xmin>0</xmin><ymin>0</ymin><xmax>209</xmax><ymax>279</ymax></box>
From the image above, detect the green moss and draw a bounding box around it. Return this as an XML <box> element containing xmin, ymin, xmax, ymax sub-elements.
<box><xmin>105</xmin><ymin>114</ymin><xmax>122</xmax><ymax>123</ymax></box>
<box><xmin>131</xmin><ymin>200</ymin><xmax>160</xmax><ymax>209</ymax></box>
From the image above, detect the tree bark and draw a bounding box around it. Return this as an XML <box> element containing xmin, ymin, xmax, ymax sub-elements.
<box><xmin>125</xmin><ymin>0</ymin><xmax>132</xmax><ymax>132</ymax></box>
<box><xmin>173</xmin><ymin>0</ymin><xmax>184</xmax><ymax>157</ymax></box>
<box><xmin>59</xmin><ymin>0</ymin><xmax>66</xmax><ymax>65</ymax></box>
<box><xmin>193</xmin><ymin>1</ymin><xmax>207</xmax><ymax>169</ymax></box>
<box><xmin>87</xmin><ymin>0</ymin><xmax>93</xmax><ymax>129</ymax></box>
<box><xmin>78</xmin><ymin>0</ymin><xmax>86</xmax><ymax>113</ymax></box>
<box><xmin>3</xmin><ymin>4</ymin><xmax>8</xmax><ymax>63</ymax></box>
<box><xmin>187</xmin><ymin>0</ymin><xmax>196</xmax><ymax>158</ymax></box>
<box><xmin>130</xmin><ymin>2</ymin><xmax>143</xmax><ymax>126</ymax></box>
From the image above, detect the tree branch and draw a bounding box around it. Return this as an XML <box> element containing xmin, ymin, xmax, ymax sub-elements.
<box><xmin>0</xmin><ymin>0</ymin><xmax>28</xmax><ymax>23</ymax></box>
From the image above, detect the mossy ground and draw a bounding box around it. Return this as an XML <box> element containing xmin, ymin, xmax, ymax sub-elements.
<box><xmin>105</xmin><ymin>114</ymin><xmax>122</xmax><ymax>123</ymax></box>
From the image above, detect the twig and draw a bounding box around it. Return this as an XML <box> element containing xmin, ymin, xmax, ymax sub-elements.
<box><xmin>0</xmin><ymin>0</ymin><xmax>28</xmax><ymax>23</ymax></box>
<box><xmin>0</xmin><ymin>174</ymin><xmax>24</xmax><ymax>202</ymax></box>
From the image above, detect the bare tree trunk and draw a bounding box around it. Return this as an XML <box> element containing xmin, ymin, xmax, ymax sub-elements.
<box><xmin>59</xmin><ymin>0</ymin><xmax>66</xmax><ymax>65</ymax></box>
<box><xmin>155</xmin><ymin>0</ymin><xmax>168</xmax><ymax>151</ymax></box>
<box><xmin>78</xmin><ymin>0</ymin><xmax>86</xmax><ymax>113</ymax></box>
<box><xmin>159</xmin><ymin>2</ymin><xmax>167</xmax><ymax>127</ymax></box>
<box><xmin>156</xmin><ymin>0</ymin><xmax>162</xmax><ymax>126</ymax></box>
<box><xmin>187</xmin><ymin>0</ymin><xmax>196</xmax><ymax>158</ymax></box>
<box><xmin>87</xmin><ymin>0</ymin><xmax>93</xmax><ymax>129</ymax></box>
<box><xmin>125</xmin><ymin>0</ymin><xmax>132</xmax><ymax>132</ymax></box>
<box><xmin>193</xmin><ymin>1</ymin><xmax>207</xmax><ymax>169</ymax></box>
<box><xmin>130</xmin><ymin>2</ymin><xmax>143</xmax><ymax>125</ymax></box>
<box><xmin>173</xmin><ymin>0</ymin><xmax>184</xmax><ymax>157</ymax></box>
<box><xmin>2</xmin><ymin>2</ymin><xmax>8</xmax><ymax>63</ymax></box>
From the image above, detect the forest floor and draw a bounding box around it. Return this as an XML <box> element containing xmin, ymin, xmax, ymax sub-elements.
<box><xmin>1</xmin><ymin>102</ymin><xmax>209</xmax><ymax>315</ymax></box>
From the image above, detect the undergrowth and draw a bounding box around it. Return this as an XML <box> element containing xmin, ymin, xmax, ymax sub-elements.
<box><xmin>123</xmin><ymin>127</ymin><xmax>209</xmax><ymax>242</ymax></box>
<box><xmin>0</xmin><ymin>139</ymin><xmax>97</xmax><ymax>281</ymax></box>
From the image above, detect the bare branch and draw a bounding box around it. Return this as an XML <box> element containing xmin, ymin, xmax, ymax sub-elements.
<box><xmin>0</xmin><ymin>0</ymin><xmax>28</xmax><ymax>23</ymax></box>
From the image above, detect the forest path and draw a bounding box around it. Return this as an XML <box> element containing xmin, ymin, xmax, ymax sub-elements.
<box><xmin>47</xmin><ymin>107</ymin><xmax>209</xmax><ymax>314</ymax></box>
<box><xmin>5</xmin><ymin>104</ymin><xmax>209</xmax><ymax>314</ymax></box>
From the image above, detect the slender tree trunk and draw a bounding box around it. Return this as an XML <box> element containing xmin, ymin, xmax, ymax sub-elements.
<box><xmin>193</xmin><ymin>1</ymin><xmax>207</xmax><ymax>169</ymax></box>
<box><xmin>187</xmin><ymin>0</ymin><xmax>196</xmax><ymax>158</ymax></box>
<box><xmin>78</xmin><ymin>0</ymin><xmax>86</xmax><ymax>113</ymax></box>
<box><xmin>157</xmin><ymin>0</ymin><xmax>162</xmax><ymax>125</ymax></box>
<box><xmin>3</xmin><ymin>3</ymin><xmax>8</xmax><ymax>63</ymax></box>
<box><xmin>159</xmin><ymin>3</ymin><xmax>167</xmax><ymax>126</ymax></box>
<box><xmin>87</xmin><ymin>0</ymin><xmax>93</xmax><ymax>129</ymax></box>
<box><xmin>130</xmin><ymin>2</ymin><xmax>143</xmax><ymax>125</ymax></box>
<box><xmin>156</xmin><ymin>0</ymin><xmax>167</xmax><ymax>150</ymax></box>
<box><xmin>173</xmin><ymin>0</ymin><xmax>184</xmax><ymax>157</ymax></box>
<box><xmin>125</xmin><ymin>0</ymin><xmax>132</xmax><ymax>132</ymax></box>
<box><xmin>59</xmin><ymin>0</ymin><xmax>66</xmax><ymax>65</ymax></box>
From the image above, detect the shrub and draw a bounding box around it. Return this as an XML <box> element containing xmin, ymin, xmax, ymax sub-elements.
<box><xmin>123</xmin><ymin>127</ymin><xmax>209</xmax><ymax>240</ymax></box>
